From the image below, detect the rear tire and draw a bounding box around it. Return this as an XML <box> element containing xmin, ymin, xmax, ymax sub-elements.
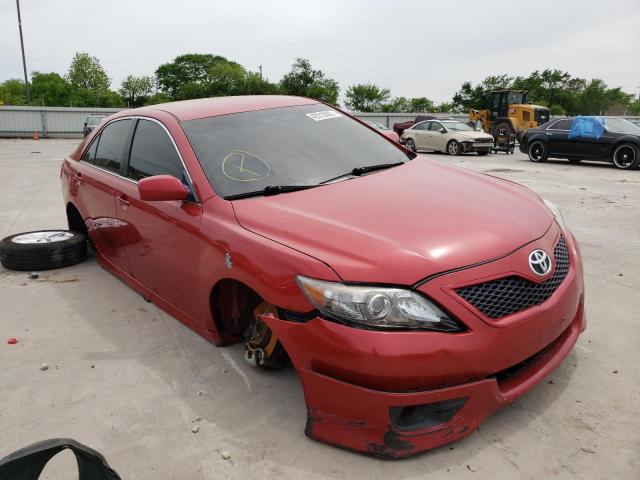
<box><xmin>0</xmin><ymin>230</ymin><xmax>87</xmax><ymax>271</ymax></box>
<box><xmin>447</xmin><ymin>140</ymin><xmax>460</xmax><ymax>156</ymax></box>
<box><xmin>528</xmin><ymin>141</ymin><xmax>548</xmax><ymax>162</ymax></box>
<box><xmin>612</xmin><ymin>143</ymin><xmax>639</xmax><ymax>170</ymax></box>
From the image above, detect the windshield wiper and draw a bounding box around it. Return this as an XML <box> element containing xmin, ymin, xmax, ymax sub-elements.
<box><xmin>320</xmin><ymin>162</ymin><xmax>404</xmax><ymax>185</ymax></box>
<box><xmin>225</xmin><ymin>185</ymin><xmax>317</xmax><ymax>200</ymax></box>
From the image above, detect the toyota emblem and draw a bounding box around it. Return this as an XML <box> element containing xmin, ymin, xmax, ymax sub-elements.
<box><xmin>529</xmin><ymin>250</ymin><xmax>552</xmax><ymax>276</ymax></box>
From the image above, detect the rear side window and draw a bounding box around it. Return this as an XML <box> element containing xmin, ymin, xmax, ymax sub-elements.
<box><xmin>550</xmin><ymin>119</ymin><xmax>573</xmax><ymax>130</ymax></box>
<box><xmin>94</xmin><ymin>119</ymin><xmax>132</xmax><ymax>173</ymax></box>
<box><xmin>428</xmin><ymin>122</ymin><xmax>442</xmax><ymax>131</ymax></box>
<box><xmin>82</xmin><ymin>138</ymin><xmax>98</xmax><ymax>163</ymax></box>
<box><xmin>413</xmin><ymin>122</ymin><xmax>428</xmax><ymax>131</ymax></box>
<box><xmin>128</xmin><ymin>120</ymin><xmax>185</xmax><ymax>181</ymax></box>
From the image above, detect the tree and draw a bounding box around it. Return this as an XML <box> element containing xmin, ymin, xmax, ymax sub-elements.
<box><xmin>0</xmin><ymin>79</ymin><xmax>27</xmax><ymax>105</ymax></box>
<box><xmin>119</xmin><ymin>75</ymin><xmax>154</xmax><ymax>107</ymax></box>
<box><xmin>67</xmin><ymin>53</ymin><xmax>110</xmax><ymax>94</ymax></box>
<box><xmin>143</xmin><ymin>92</ymin><xmax>172</xmax><ymax>106</ymax></box>
<box><xmin>451</xmin><ymin>74</ymin><xmax>513</xmax><ymax>112</ymax></box>
<box><xmin>280</xmin><ymin>58</ymin><xmax>339</xmax><ymax>105</ymax></box>
<box><xmin>344</xmin><ymin>83</ymin><xmax>391</xmax><ymax>112</ymax></box>
<box><xmin>408</xmin><ymin>97</ymin><xmax>434</xmax><ymax>112</ymax></box>
<box><xmin>434</xmin><ymin>102</ymin><xmax>452</xmax><ymax>113</ymax></box>
<box><xmin>30</xmin><ymin>72</ymin><xmax>72</xmax><ymax>106</ymax></box>
<box><xmin>380</xmin><ymin>97</ymin><xmax>410</xmax><ymax>112</ymax></box>
<box><xmin>155</xmin><ymin>53</ymin><xmax>227</xmax><ymax>99</ymax></box>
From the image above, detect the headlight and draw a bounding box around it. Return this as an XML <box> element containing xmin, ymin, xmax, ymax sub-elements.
<box><xmin>543</xmin><ymin>199</ymin><xmax>569</xmax><ymax>235</ymax></box>
<box><xmin>295</xmin><ymin>276</ymin><xmax>463</xmax><ymax>332</ymax></box>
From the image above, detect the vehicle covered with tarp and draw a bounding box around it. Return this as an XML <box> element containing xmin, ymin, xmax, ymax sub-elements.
<box><xmin>520</xmin><ymin>116</ymin><xmax>640</xmax><ymax>170</ymax></box>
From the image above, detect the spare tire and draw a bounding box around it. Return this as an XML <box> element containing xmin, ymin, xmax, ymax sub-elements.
<box><xmin>0</xmin><ymin>230</ymin><xmax>87</xmax><ymax>271</ymax></box>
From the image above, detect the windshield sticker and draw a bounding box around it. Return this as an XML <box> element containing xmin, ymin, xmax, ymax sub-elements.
<box><xmin>306</xmin><ymin>110</ymin><xmax>342</xmax><ymax>121</ymax></box>
<box><xmin>221</xmin><ymin>150</ymin><xmax>270</xmax><ymax>182</ymax></box>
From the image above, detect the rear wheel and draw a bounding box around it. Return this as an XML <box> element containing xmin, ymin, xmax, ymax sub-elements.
<box><xmin>405</xmin><ymin>138</ymin><xmax>416</xmax><ymax>152</ymax></box>
<box><xmin>612</xmin><ymin>143</ymin><xmax>639</xmax><ymax>170</ymax></box>
<box><xmin>528</xmin><ymin>141</ymin><xmax>548</xmax><ymax>162</ymax></box>
<box><xmin>446</xmin><ymin>140</ymin><xmax>460</xmax><ymax>156</ymax></box>
<box><xmin>491</xmin><ymin>121</ymin><xmax>515</xmax><ymax>137</ymax></box>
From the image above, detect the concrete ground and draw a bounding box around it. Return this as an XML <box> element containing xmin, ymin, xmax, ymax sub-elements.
<box><xmin>1</xmin><ymin>139</ymin><xmax>639</xmax><ymax>479</ymax></box>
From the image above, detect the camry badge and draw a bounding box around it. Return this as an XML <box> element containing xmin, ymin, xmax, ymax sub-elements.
<box><xmin>529</xmin><ymin>249</ymin><xmax>552</xmax><ymax>276</ymax></box>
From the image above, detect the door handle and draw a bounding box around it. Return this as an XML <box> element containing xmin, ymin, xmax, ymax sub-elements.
<box><xmin>74</xmin><ymin>172</ymin><xmax>82</xmax><ymax>185</ymax></box>
<box><xmin>116</xmin><ymin>194</ymin><xmax>130</xmax><ymax>207</ymax></box>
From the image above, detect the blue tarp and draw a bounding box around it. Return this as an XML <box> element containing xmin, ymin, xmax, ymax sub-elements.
<box><xmin>568</xmin><ymin>116</ymin><xmax>606</xmax><ymax>140</ymax></box>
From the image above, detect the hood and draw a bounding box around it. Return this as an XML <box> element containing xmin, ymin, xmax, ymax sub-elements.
<box><xmin>232</xmin><ymin>160</ymin><xmax>552</xmax><ymax>285</ymax></box>
<box><xmin>455</xmin><ymin>130</ymin><xmax>493</xmax><ymax>140</ymax></box>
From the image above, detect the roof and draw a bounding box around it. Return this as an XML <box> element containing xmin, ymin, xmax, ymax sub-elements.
<box><xmin>132</xmin><ymin>95</ymin><xmax>320</xmax><ymax>122</ymax></box>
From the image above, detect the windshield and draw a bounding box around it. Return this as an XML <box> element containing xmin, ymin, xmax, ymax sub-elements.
<box><xmin>604</xmin><ymin>118</ymin><xmax>640</xmax><ymax>135</ymax></box>
<box><xmin>442</xmin><ymin>121</ymin><xmax>473</xmax><ymax>131</ymax></box>
<box><xmin>507</xmin><ymin>92</ymin><xmax>526</xmax><ymax>104</ymax></box>
<box><xmin>182</xmin><ymin>104</ymin><xmax>411</xmax><ymax>198</ymax></box>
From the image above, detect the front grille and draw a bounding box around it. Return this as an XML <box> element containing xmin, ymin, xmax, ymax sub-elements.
<box><xmin>475</xmin><ymin>138</ymin><xmax>492</xmax><ymax>144</ymax></box>
<box><xmin>456</xmin><ymin>236</ymin><xmax>570</xmax><ymax>319</ymax></box>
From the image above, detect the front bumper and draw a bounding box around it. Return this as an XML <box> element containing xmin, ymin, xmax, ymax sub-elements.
<box><xmin>461</xmin><ymin>141</ymin><xmax>492</xmax><ymax>153</ymax></box>
<box><xmin>262</xmin><ymin>227</ymin><xmax>585</xmax><ymax>458</ymax></box>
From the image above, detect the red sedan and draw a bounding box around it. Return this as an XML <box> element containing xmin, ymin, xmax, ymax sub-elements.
<box><xmin>61</xmin><ymin>96</ymin><xmax>585</xmax><ymax>458</ymax></box>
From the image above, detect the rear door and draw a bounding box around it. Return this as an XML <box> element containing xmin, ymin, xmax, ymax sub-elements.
<box><xmin>116</xmin><ymin>118</ymin><xmax>206</xmax><ymax>324</ymax></box>
<box><xmin>412</xmin><ymin>121</ymin><xmax>432</xmax><ymax>149</ymax></box>
<box><xmin>74</xmin><ymin>118</ymin><xmax>134</xmax><ymax>272</ymax></box>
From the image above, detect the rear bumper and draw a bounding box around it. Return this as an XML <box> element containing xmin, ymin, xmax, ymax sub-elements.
<box><xmin>262</xmin><ymin>229</ymin><xmax>585</xmax><ymax>458</ymax></box>
<box><xmin>297</xmin><ymin>303</ymin><xmax>583</xmax><ymax>458</ymax></box>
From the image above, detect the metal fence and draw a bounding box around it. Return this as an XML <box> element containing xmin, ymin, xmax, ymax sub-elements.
<box><xmin>0</xmin><ymin>106</ymin><xmax>638</xmax><ymax>138</ymax></box>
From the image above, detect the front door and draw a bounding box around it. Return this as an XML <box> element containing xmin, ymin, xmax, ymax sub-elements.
<box><xmin>115</xmin><ymin>118</ymin><xmax>206</xmax><ymax>326</ymax></box>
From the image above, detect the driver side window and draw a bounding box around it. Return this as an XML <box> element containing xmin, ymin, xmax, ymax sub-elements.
<box><xmin>127</xmin><ymin>119</ymin><xmax>196</xmax><ymax>200</ymax></box>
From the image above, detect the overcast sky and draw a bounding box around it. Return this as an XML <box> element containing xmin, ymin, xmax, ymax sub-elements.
<box><xmin>1</xmin><ymin>0</ymin><xmax>639</xmax><ymax>103</ymax></box>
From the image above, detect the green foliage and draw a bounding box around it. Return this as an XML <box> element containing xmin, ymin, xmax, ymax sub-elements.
<box><xmin>408</xmin><ymin>97</ymin><xmax>434</xmax><ymax>113</ymax></box>
<box><xmin>143</xmin><ymin>92</ymin><xmax>172</xmax><ymax>106</ymax></box>
<box><xmin>67</xmin><ymin>52</ymin><xmax>111</xmax><ymax>94</ymax></box>
<box><xmin>344</xmin><ymin>83</ymin><xmax>391</xmax><ymax>112</ymax></box>
<box><xmin>31</xmin><ymin>72</ymin><xmax>72</xmax><ymax>106</ymax></box>
<box><xmin>279</xmin><ymin>58</ymin><xmax>339</xmax><ymax>105</ymax></box>
<box><xmin>628</xmin><ymin>99</ymin><xmax>640</xmax><ymax>115</ymax></box>
<box><xmin>119</xmin><ymin>75</ymin><xmax>154</xmax><ymax>107</ymax></box>
<box><xmin>0</xmin><ymin>79</ymin><xmax>27</xmax><ymax>105</ymax></box>
<box><xmin>380</xmin><ymin>97</ymin><xmax>410</xmax><ymax>113</ymax></box>
<box><xmin>453</xmin><ymin>69</ymin><xmax>634</xmax><ymax>116</ymax></box>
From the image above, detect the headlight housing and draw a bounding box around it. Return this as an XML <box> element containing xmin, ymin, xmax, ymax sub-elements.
<box><xmin>295</xmin><ymin>276</ymin><xmax>463</xmax><ymax>332</ymax></box>
<box><xmin>543</xmin><ymin>199</ymin><xmax>569</xmax><ymax>235</ymax></box>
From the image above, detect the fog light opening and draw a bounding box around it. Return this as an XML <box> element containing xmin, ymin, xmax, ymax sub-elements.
<box><xmin>389</xmin><ymin>397</ymin><xmax>468</xmax><ymax>431</ymax></box>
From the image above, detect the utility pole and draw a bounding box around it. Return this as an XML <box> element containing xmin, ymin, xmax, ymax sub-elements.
<box><xmin>259</xmin><ymin>65</ymin><xmax>263</xmax><ymax>80</ymax></box>
<box><xmin>16</xmin><ymin>0</ymin><xmax>30</xmax><ymax>104</ymax></box>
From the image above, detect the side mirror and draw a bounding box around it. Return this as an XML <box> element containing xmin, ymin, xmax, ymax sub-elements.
<box><xmin>438</xmin><ymin>127</ymin><xmax>446</xmax><ymax>133</ymax></box>
<box><xmin>138</xmin><ymin>175</ymin><xmax>189</xmax><ymax>201</ymax></box>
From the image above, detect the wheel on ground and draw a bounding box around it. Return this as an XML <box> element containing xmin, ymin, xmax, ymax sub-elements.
<box><xmin>491</xmin><ymin>121</ymin><xmax>515</xmax><ymax>137</ymax></box>
<box><xmin>404</xmin><ymin>138</ymin><xmax>416</xmax><ymax>152</ymax></box>
<box><xmin>612</xmin><ymin>143</ymin><xmax>639</xmax><ymax>170</ymax></box>
<box><xmin>446</xmin><ymin>140</ymin><xmax>460</xmax><ymax>156</ymax></box>
<box><xmin>528</xmin><ymin>141</ymin><xmax>548</xmax><ymax>162</ymax></box>
<box><xmin>0</xmin><ymin>230</ymin><xmax>87</xmax><ymax>271</ymax></box>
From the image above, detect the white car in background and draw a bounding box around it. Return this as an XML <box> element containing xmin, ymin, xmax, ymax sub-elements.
<box><xmin>402</xmin><ymin>119</ymin><xmax>494</xmax><ymax>156</ymax></box>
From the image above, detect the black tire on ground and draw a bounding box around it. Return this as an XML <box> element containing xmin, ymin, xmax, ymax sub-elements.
<box><xmin>446</xmin><ymin>140</ymin><xmax>460</xmax><ymax>156</ymax></box>
<box><xmin>528</xmin><ymin>141</ymin><xmax>548</xmax><ymax>162</ymax></box>
<box><xmin>405</xmin><ymin>138</ymin><xmax>416</xmax><ymax>152</ymax></box>
<box><xmin>612</xmin><ymin>143</ymin><xmax>639</xmax><ymax>170</ymax></box>
<box><xmin>0</xmin><ymin>230</ymin><xmax>87</xmax><ymax>271</ymax></box>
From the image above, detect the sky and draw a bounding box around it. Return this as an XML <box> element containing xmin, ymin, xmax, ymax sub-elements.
<box><xmin>1</xmin><ymin>0</ymin><xmax>639</xmax><ymax>103</ymax></box>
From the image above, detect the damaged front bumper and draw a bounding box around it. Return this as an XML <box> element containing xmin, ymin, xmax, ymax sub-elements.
<box><xmin>261</xmin><ymin>229</ymin><xmax>585</xmax><ymax>458</ymax></box>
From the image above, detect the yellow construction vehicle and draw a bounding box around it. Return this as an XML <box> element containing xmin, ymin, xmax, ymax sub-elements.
<box><xmin>468</xmin><ymin>90</ymin><xmax>550</xmax><ymax>141</ymax></box>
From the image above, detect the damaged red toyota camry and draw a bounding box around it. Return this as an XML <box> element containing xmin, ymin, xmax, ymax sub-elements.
<box><xmin>61</xmin><ymin>96</ymin><xmax>585</xmax><ymax>458</ymax></box>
